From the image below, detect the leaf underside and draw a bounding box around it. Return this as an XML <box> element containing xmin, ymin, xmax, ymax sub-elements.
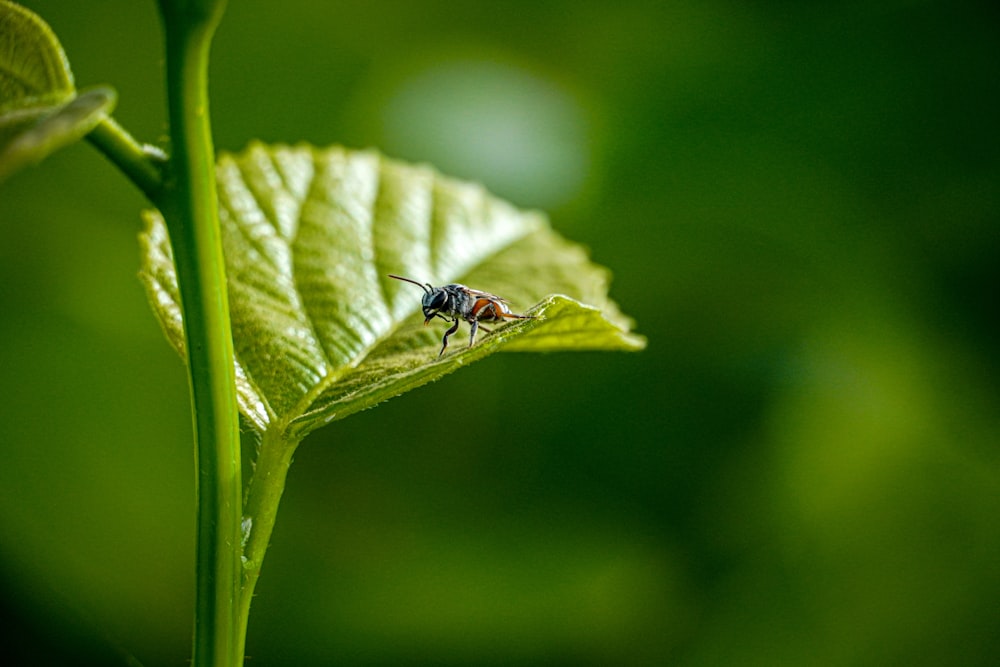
<box><xmin>141</xmin><ymin>143</ymin><xmax>644</xmax><ymax>441</ymax></box>
<box><xmin>0</xmin><ymin>86</ymin><xmax>117</xmax><ymax>181</ymax></box>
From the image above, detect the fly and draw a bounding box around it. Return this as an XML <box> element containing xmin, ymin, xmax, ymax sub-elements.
<box><xmin>388</xmin><ymin>274</ymin><xmax>535</xmax><ymax>357</ymax></box>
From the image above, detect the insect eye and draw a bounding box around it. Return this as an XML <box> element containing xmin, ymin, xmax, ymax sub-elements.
<box><xmin>426</xmin><ymin>291</ymin><xmax>447</xmax><ymax>311</ymax></box>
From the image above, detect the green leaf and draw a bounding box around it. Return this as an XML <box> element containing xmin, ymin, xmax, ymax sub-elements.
<box><xmin>0</xmin><ymin>86</ymin><xmax>117</xmax><ymax>181</ymax></box>
<box><xmin>0</xmin><ymin>0</ymin><xmax>74</xmax><ymax>110</ymax></box>
<box><xmin>0</xmin><ymin>2</ymin><xmax>117</xmax><ymax>181</ymax></box>
<box><xmin>141</xmin><ymin>142</ymin><xmax>645</xmax><ymax>441</ymax></box>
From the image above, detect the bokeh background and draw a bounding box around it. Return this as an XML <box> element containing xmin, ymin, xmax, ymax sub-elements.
<box><xmin>2</xmin><ymin>0</ymin><xmax>998</xmax><ymax>665</ymax></box>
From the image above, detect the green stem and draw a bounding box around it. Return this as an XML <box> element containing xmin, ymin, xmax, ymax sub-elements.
<box><xmin>156</xmin><ymin>1</ymin><xmax>241</xmax><ymax>666</ymax></box>
<box><xmin>87</xmin><ymin>116</ymin><xmax>167</xmax><ymax>203</ymax></box>
<box><xmin>237</xmin><ymin>430</ymin><xmax>300</xmax><ymax>659</ymax></box>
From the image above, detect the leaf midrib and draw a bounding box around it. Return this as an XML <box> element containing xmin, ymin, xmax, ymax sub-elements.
<box><xmin>223</xmin><ymin>147</ymin><xmax>536</xmax><ymax>437</ymax></box>
<box><xmin>277</xmin><ymin>224</ymin><xmax>543</xmax><ymax>440</ymax></box>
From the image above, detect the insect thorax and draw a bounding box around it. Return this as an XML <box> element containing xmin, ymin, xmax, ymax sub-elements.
<box><xmin>442</xmin><ymin>284</ymin><xmax>473</xmax><ymax>319</ymax></box>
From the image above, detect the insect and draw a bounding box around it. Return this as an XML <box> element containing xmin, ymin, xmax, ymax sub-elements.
<box><xmin>388</xmin><ymin>274</ymin><xmax>535</xmax><ymax>357</ymax></box>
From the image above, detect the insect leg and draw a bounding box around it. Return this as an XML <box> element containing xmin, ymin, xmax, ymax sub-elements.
<box><xmin>468</xmin><ymin>319</ymin><xmax>479</xmax><ymax>347</ymax></box>
<box><xmin>439</xmin><ymin>318</ymin><xmax>460</xmax><ymax>357</ymax></box>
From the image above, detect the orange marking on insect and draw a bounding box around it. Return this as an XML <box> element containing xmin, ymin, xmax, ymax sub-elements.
<box><xmin>472</xmin><ymin>298</ymin><xmax>495</xmax><ymax>319</ymax></box>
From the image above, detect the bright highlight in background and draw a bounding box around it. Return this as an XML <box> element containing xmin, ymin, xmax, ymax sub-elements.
<box><xmin>379</xmin><ymin>59</ymin><xmax>592</xmax><ymax>210</ymax></box>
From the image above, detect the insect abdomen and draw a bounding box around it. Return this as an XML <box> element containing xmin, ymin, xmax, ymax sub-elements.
<box><xmin>470</xmin><ymin>297</ymin><xmax>506</xmax><ymax>322</ymax></box>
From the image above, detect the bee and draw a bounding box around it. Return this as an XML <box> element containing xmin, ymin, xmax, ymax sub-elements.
<box><xmin>388</xmin><ymin>274</ymin><xmax>535</xmax><ymax>357</ymax></box>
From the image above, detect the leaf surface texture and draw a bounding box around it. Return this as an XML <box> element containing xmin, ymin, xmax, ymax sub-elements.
<box><xmin>141</xmin><ymin>143</ymin><xmax>644</xmax><ymax>439</ymax></box>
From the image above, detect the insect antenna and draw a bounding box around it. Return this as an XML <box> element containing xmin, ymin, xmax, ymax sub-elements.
<box><xmin>388</xmin><ymin>274</ymin><xmax>432</xmax><ymax>293</ymax></box>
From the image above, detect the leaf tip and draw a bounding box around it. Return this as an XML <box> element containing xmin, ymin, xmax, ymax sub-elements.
<box><xmin>0</xmin><ymin>85</ymin><xmax>117</xmax><ymax>182</ymax></box>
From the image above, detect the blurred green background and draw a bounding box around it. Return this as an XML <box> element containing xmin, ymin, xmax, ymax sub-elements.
<box><xmin>2</xmin><ymin>0</ymin><xmax>999</xmax><ymax>665</ymax></box>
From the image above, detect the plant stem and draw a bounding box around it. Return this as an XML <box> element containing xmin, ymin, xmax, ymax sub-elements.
<box><xmin>87</xmin><ymin>116</ymin><xmax>167</xmax><ymax>203</ymax></box>
<box><xmin>237</xmin><ymin>430</ymin><xmax>300</xmax><ymax>660</ymax></box>
<box><xmin>157</xmin><ymin>1</ymin><xmax>241</xmax><ymax>666</ymax></box>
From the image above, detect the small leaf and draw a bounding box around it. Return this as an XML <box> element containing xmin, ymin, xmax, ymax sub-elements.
<box><xmin>0</xmin><ymin>0</ymin><xmax>74</xmax><ymax>110</ymax></box>
<box><xmin>0</xmin><ymin>86</ymin><xmax>117</xmax><ymax>181</ymax></box>
<box><xmin>0</xmin><ymin>2</ymin><xmax>117</xmax><ymax>181</ymax></box>
<box><xmin>141</xmin><ymin>143</ymin><xmax>644</xmax><ymax>440</ymax></box>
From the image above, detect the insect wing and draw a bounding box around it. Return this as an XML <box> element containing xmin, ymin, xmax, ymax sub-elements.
<box><xmin>463</xmin><ymin>287</ymin><xmax>509</xmax><ymax>303</ymax></box>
